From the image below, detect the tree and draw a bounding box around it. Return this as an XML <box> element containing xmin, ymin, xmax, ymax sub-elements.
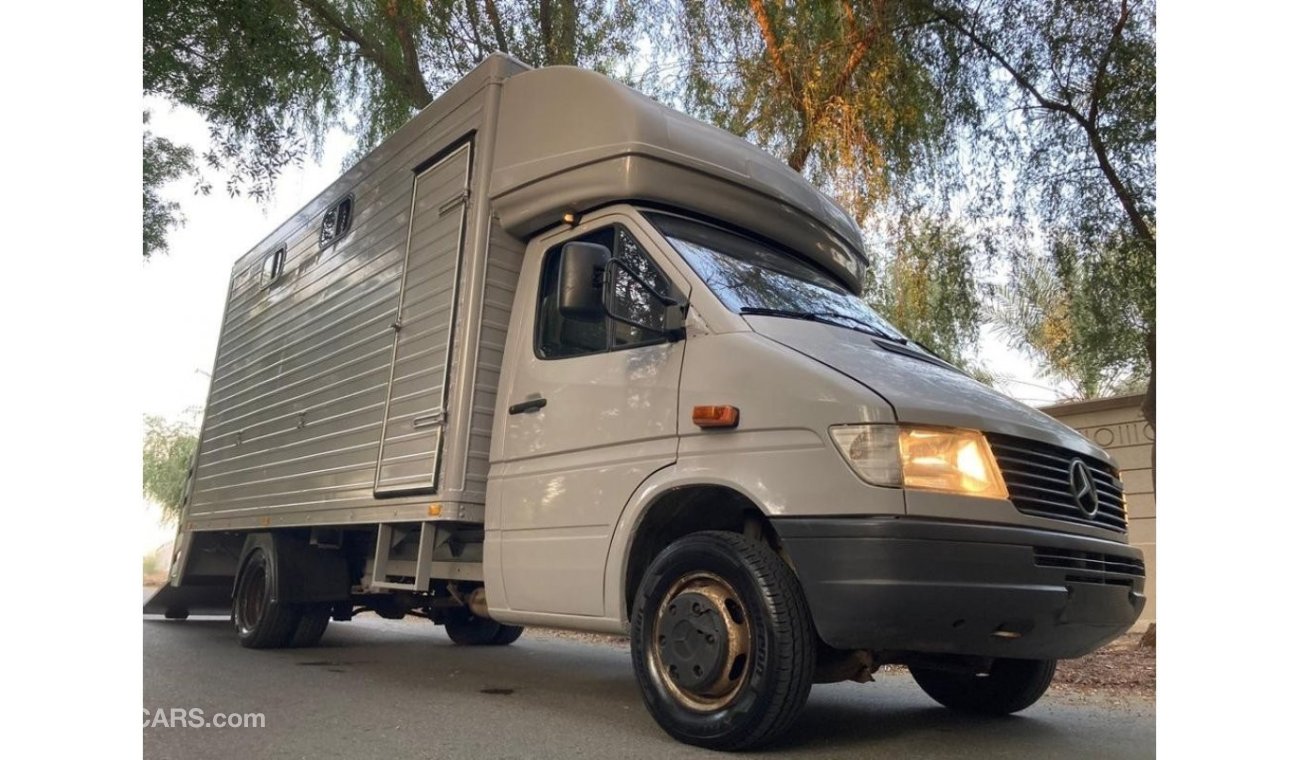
<box><xmin>904</xmin><ymin>0</ymin><xmax>1156</xmax><ymax>421</ymax></box>
<box><xmin>143</xmin><ymin>111</ymin><xmax>203</xmax><ymax>259</ymax></box>
<box><xmin>650</xmin><ymin>1</ymin><xmax>988</xmax><ymax>367</ymax></box>
<box><xmin>656</xmin><ymin>0</ymin><xmax>942</xmax><ymax>221</ymax></box>
<box><xmin>987</xmin><ymin>236</ymin><xmax>1149</xmax><ymax>400</ymax></box>
<box><xmin>658</xmin><ymin>1</ymin><xmax>1155</xmax><ymax>399</ymax></box>
<box><xmin>867</xmin><ymin>214</ymin><xmax>983</xmax><ymax>366</ymax></box>
<box><xmin>143</xmin><ymin>413</ymin><xmax>200</xmax><ymax>523</ymax></box>
<box><xmin>143</xmin><ymin>0</ymin><xmax>643</xmax><ymax>253</ymax></box>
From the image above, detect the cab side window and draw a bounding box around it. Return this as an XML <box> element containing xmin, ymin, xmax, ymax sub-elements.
<box><xmin>610</xmin><ymin>231</ymin><xmax>672</xmax><ymax>348</ymax></box>
<box><xmin>536</xmin><ymin>225</ymin><xmax>672</xmax><ymax>359</ymax></box>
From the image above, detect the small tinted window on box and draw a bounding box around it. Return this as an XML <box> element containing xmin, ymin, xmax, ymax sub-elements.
<box><xmin>320</xmin><ymin>196</ymin><xmax>354</xmax><ymax>247</ymax></box>
<box><xmin>261</xmin><ymin>246</ymin><xmax>286</xmax><ymax>286</ymax></box>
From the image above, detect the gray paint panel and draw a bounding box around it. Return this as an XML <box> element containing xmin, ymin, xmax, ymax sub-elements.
<box><xmin>185</xmin><ymin>59</ymin><xmax>515</xmax><ymax>525</ymax></box>
<box><xmin>375</xmin><ymin>143</ymin><xmax>472</xmax><ymax>494</ymax></box>
<box><xmin>463</xmin><ymin>221</ymin><xmax>526</xmax><ymax>500</ymax></box>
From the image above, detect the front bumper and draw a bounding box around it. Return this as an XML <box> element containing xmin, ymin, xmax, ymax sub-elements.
<box><xmin>772</xmin><ymin>517</ymin><xmax>1146</xmax><ymax>660</ymax></box>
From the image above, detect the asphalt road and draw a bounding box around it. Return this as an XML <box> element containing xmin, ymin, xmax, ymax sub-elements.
<box><xmin>144</xmin><ymin>614</ymin><xmax>1155</xmax><ymax>759</ymax></box>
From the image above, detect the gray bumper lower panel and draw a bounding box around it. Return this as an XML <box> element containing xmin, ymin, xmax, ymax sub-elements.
<box><xmin>772</xmin><ymin>517</ymin><xmax>1146</xmax><ymax>660</ymax></box>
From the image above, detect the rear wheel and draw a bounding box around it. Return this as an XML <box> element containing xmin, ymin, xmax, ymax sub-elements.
<box><xmin>291</xmin><ymin>604</ymin><xmax>332</xmax><ymax>648</ymax></box>
<box><xmin>910</xmin><ymin>657</ymin><xmax>1056</xmax><ymax>715</ymax></box>
<box><xmin>232</xmin><ymin>547</ymin><xmax>301</xmax><ymax>649</ymax></box>
<box><xmin>630</xmin><ymin>531</ymin><xmax>816</xmax><ymax>751</ymax></box>
<box><xmin>442</xmin><ymin>608</ymin><xmax>525</xmax><ymax>646</ymax></box>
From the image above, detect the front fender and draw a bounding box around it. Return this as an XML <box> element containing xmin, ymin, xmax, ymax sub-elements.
<box><xmin>601</xmin><ymin>431</ymin><xmax>907</xmax><ymax>624</ymax></box>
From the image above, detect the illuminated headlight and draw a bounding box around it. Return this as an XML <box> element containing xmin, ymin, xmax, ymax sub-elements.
<box><xmin>829</xmin><ymin>424</ymin><xmax>1009</xmax><ymax>500</ymax></box>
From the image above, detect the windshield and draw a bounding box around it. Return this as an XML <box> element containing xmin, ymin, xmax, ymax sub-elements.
<box><xmin>645</xmin><ymin>212</ymin><xmax>907</xmax><ymax>342</ymax></box>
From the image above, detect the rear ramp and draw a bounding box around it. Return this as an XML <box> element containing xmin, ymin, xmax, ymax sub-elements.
<box><xmin>144</xmin><ymin>583</ymin><xmax>233</xmax><ymax>617</ymax></box>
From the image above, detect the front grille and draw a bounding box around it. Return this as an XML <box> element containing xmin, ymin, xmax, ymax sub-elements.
<box><xmin>987</xmin><ymin>433</ymin><xmax>1128</xmax><ymax>532</ymax></box>
<box><xmin>1034</xmin><ymin>547</ymin><xmax>1145</xmax><ymax>586</ymax></box>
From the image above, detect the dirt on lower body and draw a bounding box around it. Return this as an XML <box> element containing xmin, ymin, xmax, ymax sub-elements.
<box><xmin>1053</xmin><ymin>633</ymin><xmax>1156</xmax><ymax>698</ymax></box>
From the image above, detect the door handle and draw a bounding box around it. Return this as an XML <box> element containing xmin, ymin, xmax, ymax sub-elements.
<box><xmin>508</xmin><ymin>397</ymin><xmax>547</xmax><ymax>415</ymax></box>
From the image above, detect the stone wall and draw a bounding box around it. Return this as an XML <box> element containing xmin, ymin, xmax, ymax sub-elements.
<box><xmin>1040</xmin><ymin>394</ymin><xmax>1155</xmax><ymax>628</ymax></box>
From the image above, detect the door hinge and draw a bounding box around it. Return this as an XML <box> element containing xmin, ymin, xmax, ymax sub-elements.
<box><xmin>438</xmin><ymin>189</ymin><xmax>470</xmax><ymax>217</ymax></box>
<box><xmin>412</xmin><ymin>410</ymin><xmax>445</xmax><ymax>429</ymax></box>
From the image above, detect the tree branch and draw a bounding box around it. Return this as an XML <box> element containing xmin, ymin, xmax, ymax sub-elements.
<box><xmin>483</xmin><ymin>0</ymin><xmax>510</xmax><ymax>54</ymax></box>
<box><xmin>927</xmin><ymin>3</ymin><xmax>1081</xmax><ymax>121</ymax></box>
<box><xmin>928</xmin><ymin>1</ymin><xmax>1153</xmax><ymax>252</ymax></box>
<box><xmin>1085</xmin><ymin>127</ymin><xmax>1154</xmax><ymax>250</ymax></box>
<box><xmin>298</xmin><ymin>0</ymin><xmax>431</xmax><ymax>107</ymax></box>
<box><xmin>1088</xmin><ymin>0</ymin><xmax>1130</xmax><ymax>126</ymax></box>
<box><xmin>785</xmin><ymin>0</ymin><xmax>883</xmax><ymax>172</ymax></box>
<box><xmin>747</xmin><ymin>0</ymin><xmax>803</xmax><ymax>118</ymax></box>
<box><xmin>462</xmin><ymin>0</ymin><xmax>488</xmax><ymax>57</ymax></box>
<box><xmin>539</xmin><ymin>0</ymin><xmax>554</xmax><ymax>63</ymax></box>
<box><xmin>558</xmin><ymin>0</ymin><xmax>577</xmax><ymax>65</ymax></box>
<box><xmin>830</xmin><ymin>0</ymin><xmax>880</xmax><ymax>103</ymax></box>
<box><xmin>388</xmin><ymin>1</ymin><xmax>434</xmax><ymax>106</ymax></box>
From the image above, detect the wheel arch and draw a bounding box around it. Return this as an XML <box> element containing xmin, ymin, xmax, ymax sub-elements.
<box><xmin>607</xmin><ymin>471</ymin><xmax>783</xmax><ymax>623</ymax></box>
<box><xmin>235</xmin><ymin>531</ymin><xmax>351</xmax><ymax>605</ymax></box>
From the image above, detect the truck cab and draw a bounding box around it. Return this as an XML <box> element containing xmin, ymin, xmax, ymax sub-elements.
<box><xmin>484</xmin><ymin>201</ymin><xmax>1144</xmax><ymax>747</ymax></box>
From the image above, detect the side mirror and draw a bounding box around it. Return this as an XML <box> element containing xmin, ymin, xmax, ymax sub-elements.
<box><xmin>557</xmin><ymin>242</ymin><xmax>610</xmax><ymax>322</ymax></box>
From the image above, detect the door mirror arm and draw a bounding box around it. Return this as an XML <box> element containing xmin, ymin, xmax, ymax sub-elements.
<box><xmin>557</xmin><ymin>240</ymin><xmax>688</xmax><ymax>341</ymax></box>
<box><xmin>602</xmin><ymin>258</ymin><xmax>687</xmax><ymax>341</ymax></box>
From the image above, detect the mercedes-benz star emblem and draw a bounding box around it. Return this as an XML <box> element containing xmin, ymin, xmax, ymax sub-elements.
<box><xmin>1068</xmin><ymin>459</ymin><xmax>1100</xmax><ymax>518</ymax></box>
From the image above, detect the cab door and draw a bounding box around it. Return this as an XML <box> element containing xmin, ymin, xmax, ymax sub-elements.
<box><xmin>492</xmin><ymin>216</ymin><xmax>688</xmax><ymax>617</ymax></box>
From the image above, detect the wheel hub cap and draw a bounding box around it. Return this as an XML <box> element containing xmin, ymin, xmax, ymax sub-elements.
<box><xmin>659</xmin><ymin>591</ymin><xmax>727</xmax><ymax>691</ymax></box>
<box><xmin>650</xmin><ymin>572</ymin><xmax>752</xmax><ymax>711</ymax></box>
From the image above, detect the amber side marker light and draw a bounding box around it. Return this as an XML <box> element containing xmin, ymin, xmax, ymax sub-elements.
<box><xmin>693</xmin><ymin>405</ymin><xmax>740</xmax><ymax>429</ymax></box>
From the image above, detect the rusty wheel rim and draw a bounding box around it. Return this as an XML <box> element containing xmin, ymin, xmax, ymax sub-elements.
<box><xmin>649</xmin><ymin>571</ymin><xmax>753</xmax><ymax>712</ymax></box>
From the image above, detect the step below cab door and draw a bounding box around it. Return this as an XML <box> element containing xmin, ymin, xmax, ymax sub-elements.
<box><xmin>490</xmin><ymin>211</ymin><xmax>689</xmax><ymax>617</ymax></box>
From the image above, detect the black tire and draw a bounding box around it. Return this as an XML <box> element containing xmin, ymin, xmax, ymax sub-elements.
<box><xmin>630</xmin><ymin>531</ymin><xmax>815</xmax><ymax>751</ymax></box>
<box><xmin>910</xmin><ymin>657</ymin><xmax>1056</xmax><ymax>715</ymax></box>
<box><xmin>232</xmin><ymin>547</ymin><xmax>302</xmax><ymax>649</ymax></box>
<box><xmin>291</xmin><ymin>604</ymin><xmax>332</xmax><ymax>648</ymax></box>
<box><xmin>490</xmin><ymin>623</ymin><xmax>525</xmax><ymax>646</ymax></box>
<box><xmin>442</xmin><ymin>608</ymin><xmax>524</xmax><ymax>646</ymax></box>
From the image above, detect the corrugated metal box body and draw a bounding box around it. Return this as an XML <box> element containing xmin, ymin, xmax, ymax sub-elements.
<box><xmin>186</xmin><ymin>55</ymin><xmax>528</xmax><ymax>531</ymax></box>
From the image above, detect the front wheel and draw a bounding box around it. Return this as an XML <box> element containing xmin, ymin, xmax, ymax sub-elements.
<box><xmin>630</xmin><ymin>531</ymin><xmax>816</xmax><ymax>751</ymax></box>
<box><xmin>910</xmin><ymin>657</ymin><xmax>1056</xmax><ymax>715</ymax></box>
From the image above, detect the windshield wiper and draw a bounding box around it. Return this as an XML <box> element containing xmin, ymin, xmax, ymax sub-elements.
<box><xmin>739</xmin><ymin>307</ymin><xmax>907</xmax><ymax>344</ymax></box>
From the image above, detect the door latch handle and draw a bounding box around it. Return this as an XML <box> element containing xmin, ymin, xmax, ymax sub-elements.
<box><xmin>508</xmin><ymin>397</ymin><xmax>547</xmax><ymax>415</ymax></box>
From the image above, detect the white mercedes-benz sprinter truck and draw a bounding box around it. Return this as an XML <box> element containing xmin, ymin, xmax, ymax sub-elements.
<box><xmin>146</xmin><ymin>54</ymin><xmax>1145</xmax><ymax>750</ymax></box>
